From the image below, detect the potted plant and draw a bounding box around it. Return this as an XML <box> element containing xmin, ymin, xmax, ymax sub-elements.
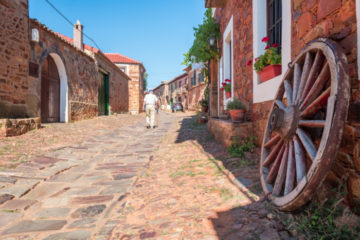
<box><xmin>249</xmin><ymin>37</ymin><xmax>281</xmax><ymax>83</ymax></box>
<box><xmin>199</xmin><ymin>99</ymin><xmax>208</xmax><ymax>113</ymax></box>
<box><xmin>220</xmin><ymin>79</ymin><xmax>231</xmax><ymax>98</ymax></box>
<box><xmin>226</xmin><ymin>99</ymin><xmax>246</xmax><ymax>122</ymax></box>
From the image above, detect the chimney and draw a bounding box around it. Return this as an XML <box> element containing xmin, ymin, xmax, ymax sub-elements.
<box><xmin>73</xmin><ymin>20</ymin><xmax>83</xmax><ymax>50</ymax></box>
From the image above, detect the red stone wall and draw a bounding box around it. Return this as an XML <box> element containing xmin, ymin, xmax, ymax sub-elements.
<box><xmin>94</xmin><ymin>54</ymin><xmax>129</xmax><ymax>113</ymax></box>
<box><xmin>29</xmin><ymin>20</ymin><xmax>99</xmax><ymax>122</ymax></box>
<box><xmin>127</xmin><ymin>64</ymin><xmax>145</xmax><ymax>114</ymax></box>
<box><xmin>214</xmin><ymin>0</ymin><xmax>253</xmax><ymax>116</ymax></box>
<box><xmin>290</xmin><ymin>0</ymin><xmax>359</xmax><ymax>207</ymax></box>
<box><xmin>0</xmin><ymin>0</ymin><xmax>30</xmax><ymax>118</ymax></box>
<box><xmin>187</xmin><ymin>69</ymin><xmax>206</xmax><ymax>111</ymax></box>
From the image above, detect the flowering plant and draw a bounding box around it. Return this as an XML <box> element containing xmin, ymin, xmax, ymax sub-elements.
<box><xmin>248</xmin><ymin>37</ymin><xmax>281</xmax><ymax>73</ymax></box>
<box><xmin>220</xmin><ymin>79</ymin><xmax>231</xmax><ymax>92</ymax></box>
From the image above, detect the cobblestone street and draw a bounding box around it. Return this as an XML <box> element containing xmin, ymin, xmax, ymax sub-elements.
<box><xmin>0</xmin><ymin>113</ymin><xmax>293</xmax><ymax>239</ymax></box>
<box><xmin>0</xmin><ymin>113</ymin><xmax>175</xmax><ymax>239</ymax></box>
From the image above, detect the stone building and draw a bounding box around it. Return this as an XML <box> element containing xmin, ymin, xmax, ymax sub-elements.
<box><xmin>105</xmin><ymin>53</ymin><xmax>146</xmax><ymax>114</ymax></box>
<box><xmin>55</xmin><ymin>32</ymin><xmax>131</xmax><ymax>115</ymax></box>
<box><xmin>153</xmin><ymin>67</ymin><xmax>206</xmax><ymax>112</ymax></box>
<box><xmin>0</xmin><ymin>0</ymin><xmax>131</xmax><ymax>136</ymax></box>
<box><xmin>205</xmin><ymin>0</ymin><xmax>360</xmax><ymax>209</ymax></box>
<box><xmin>167</xmin><ymin>73</ymin><xmax>188</xmax><ymax>109</ymax></box>
<box><xmin>153</xmin><ymin>81</ymin><xmax>169</xmax><ymax>110</ymax></box>
<box><xmin>185</xmin><ymin>66</ymin><xmax>207</xmax><ymax>111</ymax></box>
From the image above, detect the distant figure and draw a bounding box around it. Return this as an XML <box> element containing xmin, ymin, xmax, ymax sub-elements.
<box><xmin>144</xmin><ymin>90</ymin><xmax>158</xmax><ymax>129</ymax></box>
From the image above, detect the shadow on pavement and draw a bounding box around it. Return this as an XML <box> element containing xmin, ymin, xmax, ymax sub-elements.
<box><xmin>173</xmin><ymin>116</ymin><xmax>289</xmax><ymax>239</ymax></box>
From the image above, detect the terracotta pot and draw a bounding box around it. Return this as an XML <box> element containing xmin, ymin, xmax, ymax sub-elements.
<box><xmin>225</xmin><ymin>91</ymin><xmax>231</xmax><ymax>99</ymax></box>
<box><xmin>229</xmin><ymin>109</ymin><xmax>246</xmax><ymax>122</ymax></box>
<box><xmin>201</xmin><ymin>106</ymin><xmax>208</xmax><ymax>113</ymax></box>
<box><xmin>259</xmin><ymin>64</ymin><xmax>282</xmax><ymax>83</ymax></box>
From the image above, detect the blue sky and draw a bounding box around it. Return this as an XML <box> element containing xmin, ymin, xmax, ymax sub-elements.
<box><xmin>29</xmin><ymin>0</ymin><xmax>206</xmax><ymax>89</ymax></box>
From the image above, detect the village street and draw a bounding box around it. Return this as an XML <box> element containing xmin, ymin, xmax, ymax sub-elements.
<box><xmin>0</xmin><ymin>113</ymin><xmax>291</xmax><ymax>240</ymax></box>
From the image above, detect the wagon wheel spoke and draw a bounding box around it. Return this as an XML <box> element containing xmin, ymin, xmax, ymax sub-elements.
<box><xmin>295</xmin><ymin>52</ymin><xmax>314</xmax><ymax>104</ymax></box>
<box><xmin>284</xmin><ymin>141</ymin><xmax>296</xmax><ymax>195</ymax></box>
<box><xmin>300</xmin><ymin>51</ymin><xmax>325</xmax><ymax>102</ymax></box>
<box><xmin>264</xmin><ymin>133</ymin><xmax>281</xmax><ymax>149</ymax></box>
<box><xmin>266</xmin><ymin>144</ymin><xmax>286</xmax><ymax>184</ymax></box>
<box><xmin>294</xmin><ymin>135</ymin><xmax>307</xmax><ymax>184</ymax></box>
<box><xmin>292</xmin><ymin>63</ymin><xmax>302</xmax><ymax>102</ymax></box>
<box><xmin>301</xmin><ymin>87</ymin><xmax>331</xmax><ymax>118</ymax></box>
<box><xmin>275</xmin><ymin>100</ymin><xmax>287</xmax><ymax>112</ymax></box>
<box><xmin>272</xmin><ymin>143</ymin><xmax>289</xmax><ymax>196</ymax></box>
<box><xmin>263</xmin><ymin>139</ymin><xmax>284</xmax><ymax>167</ymax></box>
<box><xmin>301</xmin><ymin>62</ymin><xmax>330</xmax><ymax>110</ymax></box>
<box><xmin>284</xmin><ymin>80</ymin><xmax>293</xmax><ymax>106</ymax></box>
<box><xmin>299</xmin><ymin>120</ymin><xmax>325</xmax><ymax>128</ymax></box>
<box><xmin>297</xmin><ymin>128</ymin><xmax>317</xmax><ymax>161</ymax></box>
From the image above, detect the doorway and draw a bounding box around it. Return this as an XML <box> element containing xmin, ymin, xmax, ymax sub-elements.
<box><xmin>98</xmin><ymin>72</ymin><xmax>109</xmax><ymax>116</ymax></box>
<box><xmin>41</xmin><ymin>55</ymin><xmax>60</xmax><ymax>123</ymax></box>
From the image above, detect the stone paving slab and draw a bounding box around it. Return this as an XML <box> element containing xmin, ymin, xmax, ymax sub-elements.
<box><xmin>3</xmin><ymin>220</ymin><xmax>67</xmax><ymax>234</ymax></box>
<box><xmin>42</xmin><ymin>230</ymin><xmax>91</xmax><ymax>240</ymax></box>
<box><xmin>0</xmin><ymin>199</ymin><xmax>37</xmax><ymax>211</ymax></box>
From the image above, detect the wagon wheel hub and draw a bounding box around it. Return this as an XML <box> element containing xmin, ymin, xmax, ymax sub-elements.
<box><xmin>270</xmin><ymin>105</ymin><xmax>300</xmax><ymax>140</ymax></box>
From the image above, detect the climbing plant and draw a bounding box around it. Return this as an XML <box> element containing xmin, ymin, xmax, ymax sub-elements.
<box><xmin>182</xmin><ymin>8</ymin><xmax>220</xmax><ymax>68</ymax></box>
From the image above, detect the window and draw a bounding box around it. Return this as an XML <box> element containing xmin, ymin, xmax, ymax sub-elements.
<box><xmin>252</xmin><ymin>0</ymin><xmax>291</xmax><ymax>103</ymax></box>
<box><xmin>198</xmin><ymin>73</ymin><xmax>204</xmax><ymax>83</ymax></box>
<box><xmin>267</xmin><ymin>0</ymin><xmax>282</xmax><ymax>48</ymax></box>
<box><xmin>192</xmin><ymin>71</ymin><xmax>197</xmax><ymax>86</ymax></box>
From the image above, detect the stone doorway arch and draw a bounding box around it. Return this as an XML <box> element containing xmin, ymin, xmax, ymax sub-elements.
<box><xmin>40</xmin><ymin>53</ymin><xmax>68</xmax><ymax>123</ymax></box>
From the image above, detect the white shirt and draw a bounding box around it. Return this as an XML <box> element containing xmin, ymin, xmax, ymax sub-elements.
<box><xmin>144</xmin><ymin>93</ymin><xmax>158</xmax><ymax>106</ymax></box>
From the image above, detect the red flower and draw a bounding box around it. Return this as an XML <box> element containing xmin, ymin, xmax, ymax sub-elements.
<box><xmin>265</xmin><ymin>45</ymin><xmax>270</xmax><ymax>50</ymax></box>
<box><xmin>225</xmin><ymin>79</ymin><xmax>231</xmax><ymax>82</ymax></box>
<box><xmin>221</xmin><ymin>82</ymin><xmax>227</xmax><ymax>86</ymax></box>
<box><xmin>262</xmin><ymin>37</ymin><xmax>269</xmax><ymax>42</ymax></box>
<box><xmin>220</xmin><ymin>87</ymin><xmax>224</xmax><ymax>91</ymax></box>
<box><xmin>246</xmin><ymin>60</ymin><xmax>252</xmax><ymax>66</ymax></box>
<box><xmin>272</xmin><ymin>43</ymin><xmax>279</xmax><ymax>48</ymax></box>
<box><xmin>255</xmin><ymin>58</ymin><xmax>258</xmax><ymax>62</ymax></box>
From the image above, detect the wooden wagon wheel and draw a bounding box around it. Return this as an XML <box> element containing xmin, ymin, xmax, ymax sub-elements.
<box><xmin>260</xmin><ymin>38</ymin><xmax>350</xmax><ymax>211</ymax></box>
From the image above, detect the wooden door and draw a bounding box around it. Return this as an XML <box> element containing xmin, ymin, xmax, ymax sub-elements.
<box><xmin>41</xmin><ymin>56</ymin><xmax>60</xmax><ymax>123</ymax></box>
<box><xmin>98</xmin><ymin>72</ymin><xmax>109</xmax><ymax>116</ymax></box>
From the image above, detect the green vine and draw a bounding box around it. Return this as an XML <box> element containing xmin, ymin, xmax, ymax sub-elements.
<box><xmin>182</xmin><ymin>9</ymin><xmax>220</xmax><ymax>67</ymax></box>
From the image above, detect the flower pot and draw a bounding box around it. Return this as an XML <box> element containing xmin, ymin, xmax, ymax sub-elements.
<box><xmin>258</xmin><ymin>64</ymin><xmax>282</xmax><ymax>83</ymax></box>
<box><xmin>201</xmin><ymin>106</ymin><xmax>208</xmax><ymax>113</ymax></box>
<box><xmin>229</xmin><ymin>109</ymin><xmax>246</xmax><ymax>122</ymax></box>
<box><xmin>225</xmin><ymin>91</ymin><xmax>231</xmax><ymax>99</ymax></box>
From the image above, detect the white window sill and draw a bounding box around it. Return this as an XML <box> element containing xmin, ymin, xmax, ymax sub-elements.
<box><xmin>253</xmin><ymin>71</ymin><xmax>283</xmax><ymax>103</ymax></box>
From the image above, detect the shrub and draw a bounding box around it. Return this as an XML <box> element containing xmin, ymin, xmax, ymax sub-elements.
<box><xmin>226</xmin><ymin>99</ymin><xmax>246</xmax><ymax>110</ymax></box>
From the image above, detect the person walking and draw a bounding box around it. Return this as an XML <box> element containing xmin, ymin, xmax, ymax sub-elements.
<box><xmin>144</xmin><ymin>90</ymin><xmax>158</xmax><ymax>129</ymax></box>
